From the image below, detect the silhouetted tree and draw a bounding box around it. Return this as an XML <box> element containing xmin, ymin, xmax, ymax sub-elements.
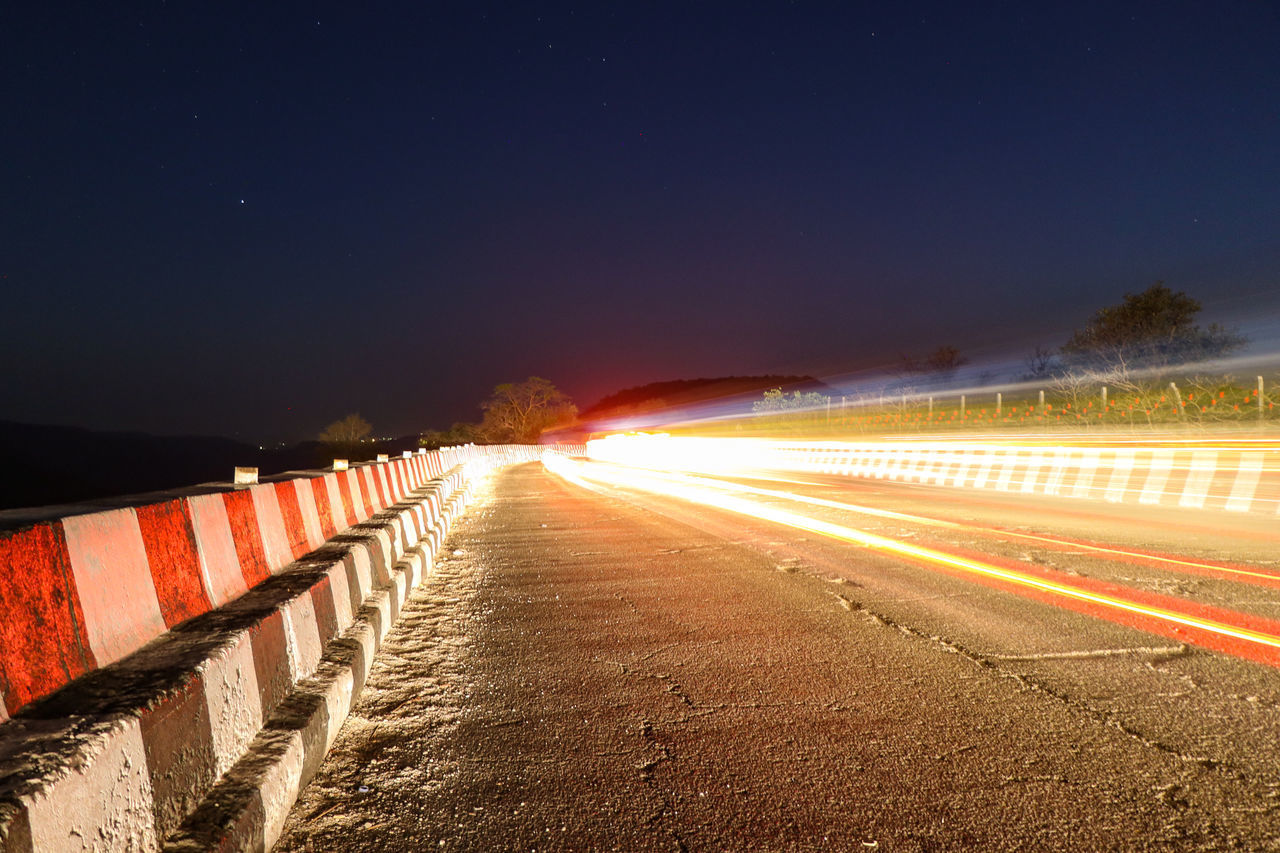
<box><xmin>1061</xmin><ymin>282</ymin><xmax>1245</xmax><ymax>369</ymax></box>
<box><xmin>899</xmin><ymin>346</ymin><xmax>969</xmax><ymax>377</ymax></box>
<box><xmin>1022</xmin><ymin>345</ymin><xmax>1060</xmax><ymax>381</ymax></box>
<box><xmin>479</xmin><ymin>377</ymin><xmax>577</xmax><ymax>443</ymax></box>
<box><xmin>1054</xmin><ymin>284</ymin><xmax>1248</xmax><ymax>427</ymax></box>
<box><xmin>419</xmin><ymin>422</ymin><xmax>481</xmax><ymax>450</ymax></box>
<box><xmin>319</xmin><ymin>413</ymin><xmax>372</xmax><ymax>444</ymax></box>
<box><xmin>318</xmin><ymin>413</ymin><xmax>373</xmax><ymax>463</ymax></box>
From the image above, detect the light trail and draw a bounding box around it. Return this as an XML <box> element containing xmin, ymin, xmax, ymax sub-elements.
<box><xmin>544</xmin><ymin>454</ymin><xmax>1280</xmax><ymax>669</ymax></box>
<box><xmin>587</xmin><ymin>432</ymin><xmax>1280</xmax><ymax>522</ymax></box>
<box><xmin>587</xmin><ymin>432</ymin><xmax>1280</xmax><ymax>583</ymax></box>
<box><xmin>636</xmin><ymin>469</ymin><xmax>1280</xmax><ymax>589</ymax></box>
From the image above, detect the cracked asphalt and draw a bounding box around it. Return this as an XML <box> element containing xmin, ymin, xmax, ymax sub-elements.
<box><xmin>276</xmin><ymin>462</ymin><xmax>1280</xmax><ymax>851</ymax></box>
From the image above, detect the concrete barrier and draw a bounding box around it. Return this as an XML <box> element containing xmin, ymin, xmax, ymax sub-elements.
<box><xmin>0</xmin><ymin>444</ymin><xmax>571</xmax><ymax>851</ymax></box>
<box><xmin>585</xmin><ymin>435</ymin><xmax>1280</xmax><ymax>516</ymax></box>
<box><xmin>787</xmin><ymin>441</ymin><xmax>1280</xmax><ymax>514</ymax></box>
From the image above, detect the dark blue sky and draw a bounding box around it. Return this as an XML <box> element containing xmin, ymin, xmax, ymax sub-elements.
<box><xmin>3</xmin><ymin>2</ymin><xmax>1278</xmax><ymax>441</ymax></box>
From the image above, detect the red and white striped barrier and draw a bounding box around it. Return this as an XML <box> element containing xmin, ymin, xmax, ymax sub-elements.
<box><xmin>787</xmin><ymin>442</ymin><xmax>1280</xmax><ymax>515</ymax></box>
<box><xmin>586</xmin><ymin>436</ymin><xmax>1280</xmax><ymax>516</ymax></box>
<box><xmin>0</xmin><ymin>443</ymin><xmax>558</xmax><ymax>851</ymax></box>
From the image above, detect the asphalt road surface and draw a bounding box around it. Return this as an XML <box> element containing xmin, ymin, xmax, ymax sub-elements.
<box><xmin>275</xmin><ymin>461</ymin><xmax>1280</xmax><ymax>851</ymax></box>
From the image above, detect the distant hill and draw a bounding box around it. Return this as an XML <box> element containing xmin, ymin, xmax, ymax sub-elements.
<box><xmin>0</xmin><ymin>420</ymin><xmax>421</xmax><ymax>512</ymax></box>
<box><xmin>580</xmin><ymin>375</ymin><xmax>834</xmax><ymax>421</ymax></box>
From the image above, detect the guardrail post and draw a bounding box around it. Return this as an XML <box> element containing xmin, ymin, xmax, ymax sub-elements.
<box><xmin>960</xmin><ymin>394</ymin><xmax>966</xmax><ymax>421</ymax></box>
<box><xmin>1102</xmin><ymin>385</ymin><xmax>1108</xmax><ymax>409</ymax></box>
<box><xmin>1260</xmin><ymin>376</ymin><xmax>1266</xmax><ymax>420</ymax></box>
<box><xmin>1039</xmin><ymin>389</ymin><xmax>1045</xmax><ymax>414</ymax></box>
<box><xmin>996</xmin><ymin>392</ymin><xmax>1002</xmax><ymax>417</ymax></box>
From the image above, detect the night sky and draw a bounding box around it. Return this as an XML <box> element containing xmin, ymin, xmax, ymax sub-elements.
<box><xmin>4</xmin><ymin>2</ymin><xmax>1278</xmax><ymax>441</ymax></box>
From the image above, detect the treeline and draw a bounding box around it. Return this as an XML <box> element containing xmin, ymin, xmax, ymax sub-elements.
<box><xmin>739</xmin><ymin>283</ymin><xmax>1264</xmax><ymax>435</ymax></box>
<box><xmin>413</xmin><ymin>375</ymin><xmax>835</xmax><ymax>449</ymax></box>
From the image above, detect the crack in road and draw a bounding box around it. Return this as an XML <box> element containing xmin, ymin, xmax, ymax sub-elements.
<box><xmin>806</xmin><ymin>567</ymin><xmax>1239</xmax><ymax>775</ymax></box>
<box><xmin>985</xmin><ymin>645</ymin><xmax>1191</xmax><ymax>662</ymax></box>
<box><xmin>635</xmin><ymin>716</ymin><xmax>688</xmax><ymax>852</ymax></box>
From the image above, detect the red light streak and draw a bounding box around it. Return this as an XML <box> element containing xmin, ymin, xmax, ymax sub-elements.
<box><xmin>545</xmin><ymin>454</ymin><xmax>1280</xmax><ymax>669</ymax></box>
<box><xmin>670</xmin><ymin>472</ymin><xmax>1280</xmax><ymax>589</ymax></box>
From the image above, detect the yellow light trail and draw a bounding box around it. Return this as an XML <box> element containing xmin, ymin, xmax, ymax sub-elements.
<box><xmin>587</xmin><ymin>431</ymin><xmax>1280</xmax><ymax>551</ymax></box>
<box><xmin>628</xmin><ymin>468</ymin><xmax>1280</xmax><ymax>587</ymax></box>
<box><xmin>544</xmin><ymin>455</ymin><xmax>1280</xmax><ymax>660</ymax></box>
